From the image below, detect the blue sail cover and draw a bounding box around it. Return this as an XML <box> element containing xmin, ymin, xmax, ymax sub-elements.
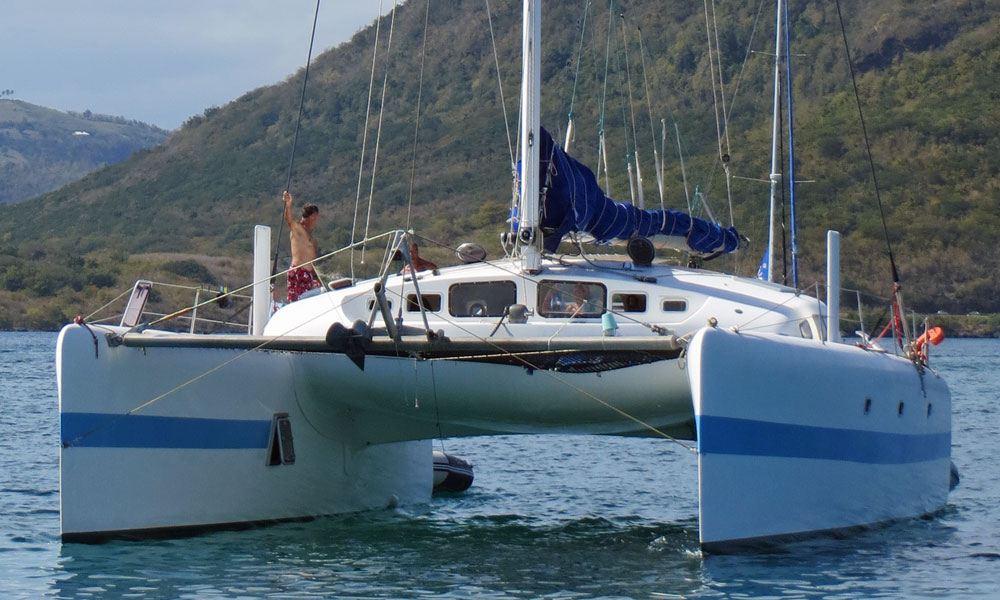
<box><xmin>531</xmin><ymin>127</ymin><xmax>742</xmax><ymax>255</ymax></box>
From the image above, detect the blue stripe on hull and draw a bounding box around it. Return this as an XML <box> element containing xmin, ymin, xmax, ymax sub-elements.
<box><xmin>697</xmin><ymin>416</ymin><xmax>950</xmax><ymax>464</ymax></box>
<box><xmin>61</xmin><ymin>412</ymin><xmax>271</xmax><ymax>449</ymax></box>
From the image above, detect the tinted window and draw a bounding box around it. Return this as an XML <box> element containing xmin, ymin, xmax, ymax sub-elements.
<box><xmin>406</xmin><ymin>294</ymin><xmax>442</xmax><ymax>312</ymax></box>
<box><xmin>661</xmin><ymin>299</ymin><xmax>687</xmax><ymax>312</ymax></box>
<box><xmin>538</xmin><ymin>280</ymin><xmax>606</xmax><ymax>318</ymax></box>
<box><xmin>611</xmin><ymin>293</ymin><xmax>646</xmax><ymax>313</ymax></box>
<box><xmin>449</xmin><ymin>281</ymin><xmax>517</xmax><ymax>317</ymax></box>
<box><xmin>367</xmin><ymin>298</ymin><xmax>392</xmax><ymax>311</ymax></box>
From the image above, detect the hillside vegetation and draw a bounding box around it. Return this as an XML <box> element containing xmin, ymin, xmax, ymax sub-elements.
<box><xmin>0</xmin><ymin>100</ymin><xmax>168</xmax><ymax>205</ymax></box>
<box><xmin>0</xmin><ymin>0</ymin><xmax>997</xmax><ymax>331</ymax></box>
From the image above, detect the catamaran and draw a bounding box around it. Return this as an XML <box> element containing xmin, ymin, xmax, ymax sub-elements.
<box><xmin>57</xmin><ymin>0</ymin><xmax>954</xmax><ymax>551</ymax></box>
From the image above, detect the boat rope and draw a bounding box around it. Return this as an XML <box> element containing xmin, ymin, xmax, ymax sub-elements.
<box><xmin>611</xmin><ymin>14</ymin><xmax>634</xmax><ymax>203</ymax></box>
<box><xmin>619</xmin><ymin>12</ymin><xmax>644</xmax><ymax>210</ymax></box>
<box><xmin>596</xmin><ymin>0</ymin><xmax>613</xmax><ymax>191</ymax></box>
<box><xmin>350</xmin><ymin>0</ymin><xmax>386</xmax><ymax>280</ymax></box>
<box><xmin>348</xmin><ymin>234</ymin><xmax>696</xmax><ymax>450</ymax></box>
<box><xmin>484</xmin><ymin>0</ymin><xmax>516</xmax><ymax>169</ymax></box>
<box><xmin>271</xmin><ymin>0</ymin><xmax>322</xmax><ymax>280</ymax></box>
<box><xmin>833</xmin><ymin>0</ymin><xmax>907</xmax><ymax>339</ymax></box>
<box><xmin>721</xmin><ymin>0</ymin><xmax>769</xmax><ymax>275</ymax></box>
<box><xmin>142</xmin><ymin>232</ymin><xmax>397</xmax><ymax>330</ymax></box>
<box><xmin>84</xmin><ymin>287</ymin><xmax>136</xmax><ymax>322</ymax></box>
<box><xmin>564</xmin><ymin>0</ymin><xmax>592</xmax><ymax>149</ymax></box>
<box><xmin>400</xmin><ymin>289</ymin><xmax>695</xmax><ymax>451</ymax></box>
<box><xmin>405</xmin><ymin>0</ymin><xmax>433</xmax><ymax>231</ymax></box>
<box><xmin>361</xmin><ymin>2</ymin><xmax>400</xmax><ymax>265</ymax></box>
<box><xmin>702</xmin><ymin>0</ymin><xmax>736</xmax><ymax>229</ymax></box>
<box><xmin>636</xmin><ymin>26</ymin><xmax>664</xmax><ymax>209</ymax></box>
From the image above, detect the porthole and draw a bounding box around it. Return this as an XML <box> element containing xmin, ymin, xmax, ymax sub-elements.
<box><xmin>661</xmin><ymin>299</ymin><xmax>687</xmax><ymax>312</ymax></box>
<box><xmin>406</xmin><ymin>293</ymin><xmax>442</xmax><ymax>312</ymax></box>
<box><xmin>367</xmin><ymin>298</ymin><xmax>392</xmax><ymax>311</ymax></box>
<box><xmin>611</xmin><ymin>293</ymin><xmax>646</xmax><ymax>313</ymax></box>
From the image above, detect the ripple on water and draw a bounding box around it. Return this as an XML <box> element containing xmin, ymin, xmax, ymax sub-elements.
<box><xmin>0</xmin><ymin>333</ymin><xmax>998</xmax><ymax>599</ymax></box>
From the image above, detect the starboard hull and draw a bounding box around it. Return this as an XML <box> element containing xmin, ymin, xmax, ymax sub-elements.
<box><xmin>688</xmin><ymin>327</ymin><xmax>952</xmax><ymax>552</ymax></box>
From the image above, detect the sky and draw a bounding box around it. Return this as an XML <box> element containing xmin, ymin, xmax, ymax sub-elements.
<box><xmin>4</xmin><ymin>1</ymin><xmax>388</xmax><ymax>130</ymax></box>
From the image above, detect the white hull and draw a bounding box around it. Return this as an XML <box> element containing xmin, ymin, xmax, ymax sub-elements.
<box><xmin>57</xmin><ymin>320</ymin><xmax>694</xmax><ymax>540</ymax></box>
<box><xmin>57</xmin><ymin>324</ymin><xmax>431</xmax><ymax>541</ymax></box>
<box><xmin>57</xmin><ymin>256</ymin><xmax>952</xmax><ymax>549</ymax></box>
<box><xmin>688</xmin><ymin>327</ymin><xmax>952</xmax><ymax>551</ymax></box>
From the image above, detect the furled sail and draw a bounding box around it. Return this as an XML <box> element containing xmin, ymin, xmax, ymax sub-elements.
<box><xmin>529</xmin><ymin>127</ymin><xmax>743</xmax><ymax>255</ymax></box>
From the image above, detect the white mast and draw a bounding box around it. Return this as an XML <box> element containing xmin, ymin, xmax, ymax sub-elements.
<box><xmin>765</xmin><ymin>0</ymin><xmax>785</xmax><ymax>283</ymax></box>
<box><xmin>517</xmin><ymin>0</ymin><xmax>542</xmax><ymax>273</ymax></box>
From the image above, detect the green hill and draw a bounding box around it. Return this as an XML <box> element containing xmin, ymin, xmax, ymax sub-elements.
<box><xmin>0</xmin><ymin>100</ymin><xmax>169</xmax><ymax>206</ymax></box>
<box><xmin>0</xmin><ymin>0</ymin><xmax>998</xmax><ymax>331</ymax></box>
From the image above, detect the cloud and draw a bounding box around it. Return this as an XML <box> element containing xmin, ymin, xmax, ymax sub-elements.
<box><xmin>3</xmin><ymin>0</ymin><xmax>385</xmax><ymax>129</ymax></box>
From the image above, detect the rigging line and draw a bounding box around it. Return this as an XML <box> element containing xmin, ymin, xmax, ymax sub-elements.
<box><xmin>416</xmin><ymin>303</ymin><xmax>694</xmax><ymax>451</ymax></box>
<box><xmin>711</xmin><ymin>0</ymin><xmax>736</xmax><ymax>229</ymax></box>
<box><xmin>84</xmin><ymin>287</ymin><xmax>135</xmax><ymax>321</ymax></box>
<box><xmin>636</xmin><ymin>27</ymin><xmax>663</xmax><ymax>209</ymax></box>
<box><xmin>636</xmin><ymin>28</ymin><xmax>658</xmax><ymax>153</ymax></box>
<box><xmin>361</xmin><ymin>1</ymin><xmax>400</xmax><ymax>265</ymax></box>
<box><xmin>271</xmin><ymin>0</ymin><xmax>323</xmax><ymax>279</ymax></box>
<box><xmin>485</xmin><ymin>0</ymin><xmax>515</xmax><ymax>169</ymax></box>
<box><xmin>405</xmin><ymin>0</ymin><xmax>433</xmax><ymax>231</ymax></box>
<box><xmin>567</xmin><ymin>0</ymin><xmax>592</xmax><ymax>124</ymax></box>
<box><xmin>702</xmin><ymin>0</ymin><xmax>724</xmax><ymax>169</ymax></box>
<box><xmin>611</xmin><ymin>13</ymin><xmax>632</xmax><ymax>165</ymax></box>
<box><xmin>619</xmin><ymin>12</ymin><xmax>643</xmax><ymax>210</ymax></box>
<box><xmin>597</xmin><ymin>0</ymin><xmax>613</xmax><ymax>151</ymax></box>
<box><xmin>710</xmin><ymin>0</ymin><xmax>732</xmax><ymax>159</ymax></box>
<box><xmin>723</xmin><ymin>0</ymin><xmax>768</xmax><ymax>128</ymax></box>
<box><xmin>144</xmin><ymin>231</ymin><xmax>398</xmax><ymax>330</ymax></box>
<box><xmin>834</xmin><ymin>0</ymin><xmax>899</xmax><ymax>284</ymax></box>
<box><xmin>594</xmin><ymin>0</ymin><xmax>614</xmax><ymax>191</ymax></box>
<box><xmin>350</xmin><ymin>0</ymin><xmax>386</xmax><ymax>280</ymax></box>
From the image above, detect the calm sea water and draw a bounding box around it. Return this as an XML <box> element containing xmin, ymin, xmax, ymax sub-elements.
<box><xmin>1</xmin><ymin>331</ymin><xmax>997</xmax><ymax>599</ymax></box>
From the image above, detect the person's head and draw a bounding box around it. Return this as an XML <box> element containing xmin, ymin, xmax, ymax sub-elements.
<box><xmin>574</xmin><ymin>282</ymin><xmax>588</xmax><ymax>298</ymax></box>
<box><xmin>301</xmin><ymin>204</ymin><xmax>319</xmax><ymax>228</ymax></box>
<box><xmin>409</xmin><ymin>242</ymin><xmax>420</xmax><ymax>257</ymax></box>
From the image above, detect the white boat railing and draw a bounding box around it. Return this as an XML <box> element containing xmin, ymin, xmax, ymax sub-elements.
<box><xmin>85</xmin><ymin>279</ymin><xmax>254</xmax><ymax>333</ymax></box>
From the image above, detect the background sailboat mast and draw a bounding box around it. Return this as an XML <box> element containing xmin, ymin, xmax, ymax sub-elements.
<box><xmin>517</xmin><ymin>0</ymin><xmax>542</xmax><ymax>273</ymax></box>
<box><xmin>765</xmin><ymin>0</ymin><xmax>785</xmax><ymax>283</ymax></box>
<box><xmin>783</xmin><ymin>0</ymin><xmax>800</xmax><ymax>288</ymax></box>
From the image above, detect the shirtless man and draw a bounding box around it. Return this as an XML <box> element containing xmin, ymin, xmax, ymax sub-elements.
<box><xmin>400</xmin><ymin>242</ymin><xmax>439</xmax><ymax>275</ymax></box>
<box><xmin>283</xmin><ymin>190</ymin><xmax>321</xmax><ymax>302</ymax></box>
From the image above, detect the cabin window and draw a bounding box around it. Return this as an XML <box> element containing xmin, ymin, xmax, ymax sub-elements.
<box><xmin>661</xmin><ymin>299</ymin><xmax>687</xmax><ymax>312</ymax></box>
<box><xmin>538</xmin><ymin>280</ymin><xmax>606</xmax><ymax>318</ymax></box>
<box><xmin>367</xmin><ymin>298</ymin><xmax>392</xmax><ymax>311</ymax></box>
<box><xmin>406</xmin><ymin>293</ymin><xmax>442</xmax><ymax>312</ymax></box>
<box><xmin>611</xmin><ymin>293</ymin><xmax>646</xmax><ymax>313</ymax></box>
<box><xmin>449</xmin><ymin>281</ymin><xmax>516</xmax><ymax>317</ymax></box>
